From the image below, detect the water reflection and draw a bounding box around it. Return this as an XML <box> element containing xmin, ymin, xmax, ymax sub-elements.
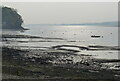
<box><xmin>1</xmin><ymin>25</ymin><xmax>119</xmax><ymax>60</ymax></box>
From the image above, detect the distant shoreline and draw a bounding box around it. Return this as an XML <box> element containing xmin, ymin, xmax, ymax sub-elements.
<box><xmin>24</xmin><ymin>21</ymin><xmax>119</xmax><ymax>27</ymax></box>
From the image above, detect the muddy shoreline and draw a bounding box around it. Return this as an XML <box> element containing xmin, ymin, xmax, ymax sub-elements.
<box><xmin>2</xmin><ymin>46</ymin><xmax>120</xmax><ymax>80</ymax></box>
<box><xmin>2</xmin><ymin>34</ymin><xmax>120</xmax><ymax>80</ymax></box>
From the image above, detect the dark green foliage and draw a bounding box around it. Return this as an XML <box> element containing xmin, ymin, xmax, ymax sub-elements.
<box><xmin>2</xmin><ymin>6</ymin><xmax>24</xmax><ymax>29</ymax></box>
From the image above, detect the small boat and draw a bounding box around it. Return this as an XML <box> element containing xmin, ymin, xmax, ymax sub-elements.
<box><xmin>91</xmin><ymin>35</ymin><xmax>100</xmax><ymax>38</ymax></box>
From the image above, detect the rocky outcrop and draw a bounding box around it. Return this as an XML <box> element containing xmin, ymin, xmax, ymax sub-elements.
<box><xmin>2</xmin><ymin>6</ymin><xmax>25</xmax><ymax>30</ymax></box>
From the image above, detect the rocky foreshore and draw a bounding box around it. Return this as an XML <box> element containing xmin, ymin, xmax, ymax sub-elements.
<box><xmin>2</xmin><ymin>46</ymin><xmax>120</xmax><ymax>80</ymax></box>
<box><xmin>1</xmin><ymin>34</ymin><xmax>120</xmax><ymax>80</ymax></box>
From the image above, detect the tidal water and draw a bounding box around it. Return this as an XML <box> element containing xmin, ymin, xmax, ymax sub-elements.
<box><xmin>23</xmin><ymin>25</ymin><xmax>118</xmax><ymax>45</ymax></box>
<box><xmin>1</xmin><ymin>25</ymin><xmax>119</xmax><ymax>59</ymax></box>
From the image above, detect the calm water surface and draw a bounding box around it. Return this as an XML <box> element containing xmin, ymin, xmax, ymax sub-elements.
<box><xmin>1</xmin><ymin>25</ymin><xmax>119</xmax><ymax>59</ymax></box>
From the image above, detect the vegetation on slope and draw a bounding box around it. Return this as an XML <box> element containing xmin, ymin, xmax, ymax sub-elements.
<box><xmin>2</xmin><ymin>6</ymin><xmax>24</xmax><ymax>30</ymax></box>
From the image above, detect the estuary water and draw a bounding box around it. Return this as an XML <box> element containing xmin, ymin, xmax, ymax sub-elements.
<box><xmin>1</xmin><ymin>25</ymin><xmax>119</xmax><ymax>59</ymax></box>
<box><xmin>22</xmin><ymin>25</ymin><xmax>118</xmax><ymax>46</ymax></box>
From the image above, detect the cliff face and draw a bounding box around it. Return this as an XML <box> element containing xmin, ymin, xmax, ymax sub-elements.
<box><xmin>2</xmin><ymin>7</ymin><xmax>24</xmax><ymax>30</ymax></box>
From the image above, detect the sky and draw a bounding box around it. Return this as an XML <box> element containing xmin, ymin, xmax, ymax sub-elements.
<box><xmin>2</xmin><ymin>2</ymin><xmax>118</xmax><ymax>24</ymax></box>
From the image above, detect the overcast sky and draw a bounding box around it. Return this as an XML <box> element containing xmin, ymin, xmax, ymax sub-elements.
<box><xmin>3</xmin><ymin>2</ymin><xmax>118</xmax><ymax>24</ymax></box>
